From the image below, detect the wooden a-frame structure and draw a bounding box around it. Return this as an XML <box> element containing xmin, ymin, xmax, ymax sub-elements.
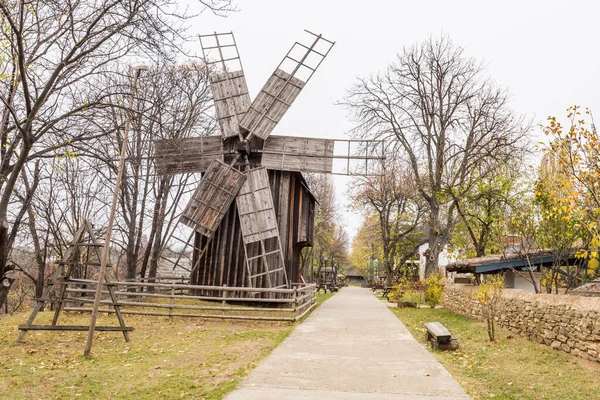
<box><xmin>17</xmin><ymin>220</ymin><xmax>132</xmax><ymax>343</ymax></box>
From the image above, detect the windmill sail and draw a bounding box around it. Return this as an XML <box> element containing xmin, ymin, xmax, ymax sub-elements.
<box><xmin>235</xmin><ymin>167</ymin><xmax>288</xmax><ymax>288</ymax></box>
<box><xmin>180</xmin><ymin>160</ymin><xmax>246</xmax><ymax>238</ymax></box>
<box><xmin>261</xmin><ymin>135</ymin><xmax>334</xmax><ymax>173</ymax></box>
<box><xmin>154</xmin><ymin>136</ymin><xmax>224</xmax><ymax>175</ymax></box>
<box><xmin>211</xmin><ymin>70</ymin><xmax>251</xmax><ymax>139</ymax></box>
<box><xmin>200</xmin><ymin>32</ymin><xmax>251</xmax><ymax>139</ymax></box>
<box><xmin>239</xmin><ymin>30</ymin><xmax>335</xmax><ymax>141</ymax></box>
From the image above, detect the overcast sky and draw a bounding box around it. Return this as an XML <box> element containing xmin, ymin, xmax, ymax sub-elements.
<box><xmin>185</xmin><ymin>0</ymin><xmax>600</xmax><ymax>240</ymax></box>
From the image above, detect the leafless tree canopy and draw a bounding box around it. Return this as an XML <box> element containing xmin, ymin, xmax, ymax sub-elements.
<box><xmin>0</xmin><ymin>0</ymin><xmax>233</xmax><ymax>309</ymax></box>
<box><xmin>342</xmin><ymin>36</ymin><xmax>529</xmax><ymax>276</ymax></box>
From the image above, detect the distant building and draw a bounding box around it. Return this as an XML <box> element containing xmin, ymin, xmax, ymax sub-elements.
<box><xmin>417</xmin><ymin>243</ymin><xmax>457</xmax><ymax>280</ymax></box>
<box><xmin>156</xmin><ymin>257</ymin><xmax>191</xmax><ymax>279</ymax></box>
<box><xmin>445</xmin><ymin>250</ymin><xmax>579</xmax><ymax>293</ymax></box>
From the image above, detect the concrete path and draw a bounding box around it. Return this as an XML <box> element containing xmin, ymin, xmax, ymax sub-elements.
<box><xmin>226</xmin><ymin>286</ymin><xmax>470</xmax><ymax>399</ymax></box>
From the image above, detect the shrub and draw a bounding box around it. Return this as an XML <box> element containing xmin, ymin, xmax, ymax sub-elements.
<box><xmin>424</xmin><ymin>272</ymin><xmax>444</xmax><ymax>308</ymax></box>
<box><xmin>473</xmin><ymin>274</ymin><xmax>504</xmax><ymax>341</ymax></box>
<box><xmin>389</xmin><ymin>277</ymin><xmax>426</xmax><ymax>306</ymax></box>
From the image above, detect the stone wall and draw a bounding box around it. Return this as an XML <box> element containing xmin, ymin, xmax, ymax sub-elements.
<box><xmin>444</xmin><ymin>283</ymin><xmax>600</xmax><ymax>363</ymax></box>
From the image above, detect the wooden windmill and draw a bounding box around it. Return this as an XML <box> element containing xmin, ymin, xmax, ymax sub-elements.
<box><xmin>155</xmin><ymin>31</ymin><xmax>383</xmax><ymax>291</ymax></box>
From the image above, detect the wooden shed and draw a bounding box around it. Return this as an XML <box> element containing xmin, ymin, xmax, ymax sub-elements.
<box><xmin>190</xmin><ymin>169</ymin><xmax>315</xmax><ymax>289</ymax></box>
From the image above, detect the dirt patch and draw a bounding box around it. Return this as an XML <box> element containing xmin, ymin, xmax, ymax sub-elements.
<box><xmin>576</xmin><ymin>357</ymin><xmax>600</xmax><ymax>373</ymax></box>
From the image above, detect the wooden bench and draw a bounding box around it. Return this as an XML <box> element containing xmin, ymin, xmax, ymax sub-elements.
<box><xmin>381</xmin><ymin>287</ymin><xmax>393</xmax><ymax>300</ymax></box>
<box><xmin>371</xmin><ymin>284</ymin><xmax>385</xmax><ymax>292</ymax></box>
<box><xmin>424</xmin><ymin>322</ymin><xmax>459</xmax><ymax>351</ymax></box>
<box><xmin>317</xmin><ymin>284</ymin><xmax>339</xmax><ymax>293</ymax></box>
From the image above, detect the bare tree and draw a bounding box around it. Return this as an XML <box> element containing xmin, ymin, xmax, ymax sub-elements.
<box><xmin>0</xmin><ymin>0</ymin><xmax>234</xmax><ymax>309</ymax></box>
<box><xmin>139</xmin><ymin>64</ymin><xmax>214</xmax><ymax>284</ymax></box>
<box><xmin>342</xmin><ymin>36</ymin><xmax>528</xmax><ymax>277</ymax></box>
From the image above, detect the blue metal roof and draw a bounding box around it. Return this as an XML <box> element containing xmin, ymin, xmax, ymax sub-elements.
<box><xmin>474</xmin><ymin>255</ymin><xmax>574</xmax><ymax>274</ymax></box>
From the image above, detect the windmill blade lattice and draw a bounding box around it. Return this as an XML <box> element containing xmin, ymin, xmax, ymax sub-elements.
<box><xmin>199</xmin><ymin>32</ymin><xmax>251</xmax><ymax>139</ymax></box>
<box><xmin>155</xmin><ymin>30</ymin><xmax>385</xmax><ymax>292</ymax></box>
<box><xmin>239</xmin><ymin>30</ymin><xmax>335</xmax><ymax>141</ymax></box>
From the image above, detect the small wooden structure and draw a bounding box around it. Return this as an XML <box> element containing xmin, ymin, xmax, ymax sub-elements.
<box><xmin>154</xmin><ymin>31</ymin><xmax>384</xmax><ymax>294</ymax></box>
<box><xmin>424</xmin><ymin>322</ymin><xmax>459</xmax><ymax>351</ymax></box>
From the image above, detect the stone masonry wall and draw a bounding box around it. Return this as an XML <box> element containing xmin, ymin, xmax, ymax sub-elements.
<box><xmin>444</xmin><ymin>283</ymin><xmax>600</xmax><ymax>363</ymax></box>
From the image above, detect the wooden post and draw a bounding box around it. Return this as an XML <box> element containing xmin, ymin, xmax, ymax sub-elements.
<box><xmin>222</xmin><ymin>284</ymin><xmax>228</xmax><ymax>306</ymax></box>
<box><xmin>169</xmin><ymin>284</ymin><xmax>175</xmax><ymax>318</ymax></box>
<box><xmin>84</xmin><ymin>66</ymin><xmax>146</xmax><ymax>357</ymax></box>
<box><xmin>292</xmin><ymin>286</ymin><xmax>298</xmax><ymax>318</ymax></box>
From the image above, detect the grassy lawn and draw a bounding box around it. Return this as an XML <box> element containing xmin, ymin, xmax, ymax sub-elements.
<box><xmin>0</xmin><ymin>292</ymin><xmax>333</xmax><ymax>399</ymax></box>
<box><xmin>391</xmin><ymin>306</ymin><xmax>600</xmax><ymax>400</ymax></box>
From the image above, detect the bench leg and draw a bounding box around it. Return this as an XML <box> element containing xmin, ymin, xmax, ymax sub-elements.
<box><xmin>437</xmin><ymin>339</ymin><xmax>459</xmax><ymax>351</ymax></box>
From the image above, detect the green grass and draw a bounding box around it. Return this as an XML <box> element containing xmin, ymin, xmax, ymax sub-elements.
<box><xmin>0</xmin><ymin>291</ymin><xmax>334</xmax><ymax>399</ymax></box>
<box><xmin>391</xmin><ymin>307</ymin><xmax>600</xmax><ymax>400</ymax></box>
<box><xmin>315</xmin><ymin>291</ymin><xmax>335</xmax><ymax>306</ymax></box>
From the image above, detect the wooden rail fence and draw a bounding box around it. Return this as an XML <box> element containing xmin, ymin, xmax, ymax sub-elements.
<box><xmin>58</xmin><ymin>279</ymin><xmax>317</xmax><ymax>322</ymax></box>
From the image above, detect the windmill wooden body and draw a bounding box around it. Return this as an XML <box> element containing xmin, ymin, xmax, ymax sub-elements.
<box><xmin>155</xmin><ymin>31</ymin><xmax>383</xmax><ymax>293</ymax></box>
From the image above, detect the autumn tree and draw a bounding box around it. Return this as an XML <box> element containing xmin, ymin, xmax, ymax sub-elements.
<box><xmin>534</xmin><ymin>152</ymin><xmax>587</xmax><ymax>292</ymax></box>
<box><xmin>542</xmin><ymin>106</ymin><xmax>600</xmax><ymax>281</ymax></box>
<box><xmin>451</xmin><ymin>162</ymin><xmax>522</xmax><ymax>258</ymax></box>
<box><xmin>350</xmin><ymin>160</ymin><xmax>424</xmax><ymax>285</ymax></box>
<box><xmin>0</xmin><ymin>0</ymin><xmax>233</xmax><ymax>309</ymax></box>
<box><xmin>507</xmin><ymin>191</ymin><xmax>543</xmax><ymax>293</ymax></box>
<box><xmin>506</xmin><ymin>152</ymin><xmax>588</xmax><ymax>294</ymax></box>
<box><xmin>303</xmin><ymin>174</ymin><xmax>349</xmax><ymax>283</ymax></box>
<box><xmin>342</xmin><ymin>36</ymin><xmax>528</xmax><ymax>277</ymax></box>
<box><xmin>349</xmin><ymin>215</ymin><xmax>382</xmax><ymax>281</ymax></box>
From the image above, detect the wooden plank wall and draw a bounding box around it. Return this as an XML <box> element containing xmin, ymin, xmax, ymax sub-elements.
<box><xmin>180</xmin><ymin>160</ymin><xmax>246</xmax><ymax>237</ymax></box>
<box><xmin>154</xmin><ymin>136</ymin><xmax>224</xmax><ymax>175</ymax></box>
<box><xmin>191</xmin><ymin>170</ymin><xmax>315</xmax><ymax>293</ymax></box>
<box><xmin>235</xmin><ymin>168</ymin><xmax>279</xmax><ymax>243</ymax></box>
<box><xmin>239</xmin><ymin>69</ymin><xmax>306</xmax><ymax>140</ymax></box>
<box><xmin>210</xmin><ymin>70</ymin><xmax>251</xmax><ymax>139</ymax></box>
<box><xmin>261</xmin><ymin>136</ymin><xmax>334</xmax><ymax>173</ymax></box>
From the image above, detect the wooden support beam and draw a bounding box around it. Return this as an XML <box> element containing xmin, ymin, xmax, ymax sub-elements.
<box><xmin>19</xmin><ymin>325</ymin><xmax>133</xmax><ymax>332</ymax></box>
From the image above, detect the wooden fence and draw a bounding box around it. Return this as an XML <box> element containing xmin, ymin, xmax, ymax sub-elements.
<box><xmin>58</xmin><ymin>279</ymin><xmax>317</xmax><ymax>322</ymax></box>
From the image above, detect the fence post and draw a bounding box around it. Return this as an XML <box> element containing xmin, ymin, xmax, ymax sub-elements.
<box><xmin>293</xmin><ymin>287</ymin><xmax>298</xmax><ymax>320</ymax></box>
<box><xmin>169</xmin><ymin>284</ymin><xmax>175</xmax><ymax>318</ymax></box>
<box><xmin>222</xmin><ymin>284</ymin><xmax>228</xmax><ymax>307</ymax></box>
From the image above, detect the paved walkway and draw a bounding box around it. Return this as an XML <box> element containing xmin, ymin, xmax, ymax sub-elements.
<box><xmin>226</xmin><ymin>286</ymin><xmax>470</xmax><ymax>399</ymax></box>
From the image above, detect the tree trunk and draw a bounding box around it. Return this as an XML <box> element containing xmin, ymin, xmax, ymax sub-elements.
<box><xmin>384</xmin><ymin>255</ymin><xmax>393</xmax><ymax>286</ymax></box>
<box><xmin>147</xmin><ymin>193</ymin><xmax>168</xmax><ymax>293</ymax></box>
<box><xmin>425</xmin><ymin>203</ymin><xmax>440</xmax><ymax>277</ymax></box>
<box><xmin>26</xmin><ymin>206</ymin><xmax>45</xmax><ymax>299</ymax></box>
<box><xmin>0</xmin><ymin>218</ymin><xmax>11</xmax><ymax>310</ymax></box>
<box><xmin>0</xmin><ymin>277</ymin><xmax>14</xmax><ymax>311</ymax></box>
